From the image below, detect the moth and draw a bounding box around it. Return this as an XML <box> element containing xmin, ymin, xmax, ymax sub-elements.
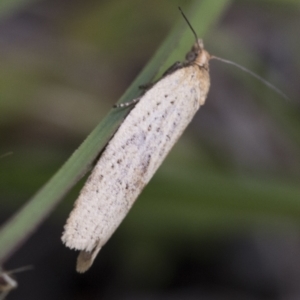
<box><xmin>62</xmin><ymin>9</ymin><xmax>286</xmax><ymax>273</ymax></box>
<box><xmin>62</xmin><ymin>9</ymin><xmax>210</xmax><ymax>273</ymax></box>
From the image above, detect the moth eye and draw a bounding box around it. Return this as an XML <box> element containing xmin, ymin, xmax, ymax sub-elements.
<box><xmin>186</xmin><ymin>51</ymin><xmax>196</xmax><ymax>62</ymax></box>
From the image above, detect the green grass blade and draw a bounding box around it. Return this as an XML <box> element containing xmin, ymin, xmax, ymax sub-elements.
<box><xmin>0</xmin><ymin>0</ymin><xmax>231</xmax><ymax>263</ymax></box>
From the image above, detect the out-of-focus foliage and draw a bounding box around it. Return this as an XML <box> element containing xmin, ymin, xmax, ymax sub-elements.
<box><xmin>0</xmin><ymin>0</ymin><xmax>231</xmax><ymax>264</ymax></box>
<box><xmin>0</xmin><ymin>0</ymin><xmax>300</xmax><ymax>299</ymax></box>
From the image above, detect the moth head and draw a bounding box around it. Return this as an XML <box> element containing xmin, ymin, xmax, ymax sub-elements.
<box><xmin>178</xmin><ymin>8</ymin><xmax>210</xmax><ymax>69</ymax></box>
<box><xmin>186</xmin><ymin>38</ymin><xmax>210</xmax><ymax>68</ymax></box>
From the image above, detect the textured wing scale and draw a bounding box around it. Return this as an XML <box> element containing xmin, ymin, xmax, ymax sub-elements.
<box><xmin>62</xmin><ymin>64</ymin><xmax>210</xmax><ymax>272</ymax></box>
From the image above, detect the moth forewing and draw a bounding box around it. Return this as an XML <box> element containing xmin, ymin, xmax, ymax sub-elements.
<box><xmin>62</xmin><ymin>39</ymin><xmax>211</xmax><ymax>273</ymax></box>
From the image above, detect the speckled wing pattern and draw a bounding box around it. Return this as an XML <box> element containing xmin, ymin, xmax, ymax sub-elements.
<box><xmin>62</xmin><ymin>43</ymin><xmax>210</xmax><ymax>272</ymax></box>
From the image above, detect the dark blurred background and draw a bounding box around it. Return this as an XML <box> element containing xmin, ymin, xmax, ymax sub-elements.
<box><xmin>1</xmin><ymin>0</ymin><xmax>300</xmax><ymax>299</ymax></box>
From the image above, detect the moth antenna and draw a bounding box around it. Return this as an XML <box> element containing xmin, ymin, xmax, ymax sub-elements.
<box><xmin>178</xmin><ymin>7</ymin><xmax>201</xmax><ymax>50</ymax></box>
<box><xmin>211</xmin><ymin>55</ymin><xmax>290</xmax><ymax>101</ymax></box>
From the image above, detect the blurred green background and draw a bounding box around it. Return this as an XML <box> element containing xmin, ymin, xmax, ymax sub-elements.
<box><xmin>0</xmin><ymin>0</ymin><xmax>300</xmax><ymax>299</ymax></box>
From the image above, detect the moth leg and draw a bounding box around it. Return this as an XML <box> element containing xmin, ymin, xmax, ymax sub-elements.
<box><xmin>136</xmin><ymin>61</ymin><xmax>184</xmax><ymax>95</ymax></box>
<box><xmin>113</xmin><ymin>96</ymin><xmax>141</xmax><ymax>108</ymax></box>
<box><xmin>114</xmin><ymin>61</ymin><xmax>184</xmax><ymax>109</ymax></box>
<box><xmin>162</xmin><ymin>61</ymin><xmax>184</xmax><ymax>77</ymax></box>
<box><xmin>139</xmin><ymin>61</ymin><xmax>185</xmax><ymax>92</ymax></box>
<box><xmin>139</xmin><ymin>82</ymin><xmax>154</xmax><ymax>91</ymax></box>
